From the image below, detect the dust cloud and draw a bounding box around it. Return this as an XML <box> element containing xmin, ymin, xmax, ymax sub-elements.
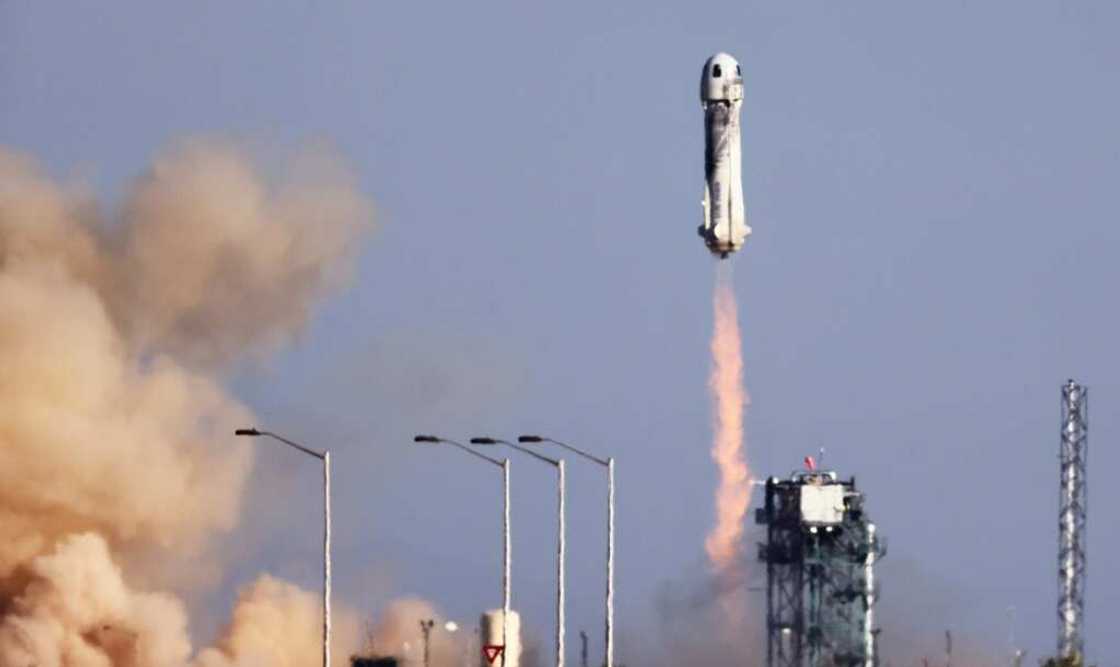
<box><xmin>0</xmin><ymin>141</ymin><xmax>380</xmax><ymax>666</ymax></box>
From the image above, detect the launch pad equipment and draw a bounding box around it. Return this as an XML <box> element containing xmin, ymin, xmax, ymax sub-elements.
<box><xmin>351</xmin><ymin>658</ymin><xmax>398</xmax><ymax>667</ymax></box>
<box><xmin>756</xmin><ymin>471</ymin><xmax>884</xmax><ymax>667</ymax></box>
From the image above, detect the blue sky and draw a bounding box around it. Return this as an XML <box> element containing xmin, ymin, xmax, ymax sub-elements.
<box><xmin>3</xmin><ymin>2</ymin><xmax>1119</xmax><ymax>665</ymax></box>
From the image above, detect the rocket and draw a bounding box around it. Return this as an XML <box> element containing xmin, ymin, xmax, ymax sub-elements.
<box><xmin>699</xmin><ymin>53</ymin><xmax>751</xmax><ymax>258</ymax></box>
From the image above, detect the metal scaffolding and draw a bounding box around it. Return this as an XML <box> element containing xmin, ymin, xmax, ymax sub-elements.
<box><xmin>1058</xmin><ymin>380</ymin><xmax>1088</xmax><ymax>661</ymax></box>
<box><xmin>757</xmin><ymin>471</ymin><xmax>884</xmax><ymax>667</ymax></box>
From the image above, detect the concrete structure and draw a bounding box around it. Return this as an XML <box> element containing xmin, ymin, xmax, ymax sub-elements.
<box><xmin>481</xmin><ymin>610</ymin><xmax>522</xmax><ymax>667</ymax></box>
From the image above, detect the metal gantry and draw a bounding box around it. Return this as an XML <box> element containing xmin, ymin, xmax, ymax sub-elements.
<box><xmin>757</xmin><ymin>471</ymin><xmax>884</xmax><ymax>667</ymax></box>
<box><xmin>1058</xmin><ymin>380</ymin><xmax>1088</xmax><ymax>661</ymax></box>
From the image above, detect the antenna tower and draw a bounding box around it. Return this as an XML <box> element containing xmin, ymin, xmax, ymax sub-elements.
<box><xmin>1058</xmin><ymin>379</ymin><xmax>1087</xmax><ymax>661</ymax></box>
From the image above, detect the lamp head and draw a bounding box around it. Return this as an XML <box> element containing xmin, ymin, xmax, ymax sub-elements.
<box><xmin>518</xmin><ymin>435</ymin><xmax>544</xmax><ymax>443</ymax></box>
<box><xmin>414</xmin><ymin>435</ymin><xmax>440</xmax><ymax>443</ymax></box>
<box><xmin>470</xmin><ymin>437</ymin><xmax>499</xmax><ymax>445</ymax></box>
<box><xmin>234</xmin><ymin>428</ymin><xmax>261</xmax><ymax>437</ymax></box>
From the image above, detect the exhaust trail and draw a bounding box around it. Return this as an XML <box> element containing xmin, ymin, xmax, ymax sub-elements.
<box><xmin>704</xmin><ymin>266</ymin><xmax>752</xmax><ymax>619</ymax></box>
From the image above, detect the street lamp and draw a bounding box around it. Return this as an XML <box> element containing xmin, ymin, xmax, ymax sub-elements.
<box><xmin>472</xmin><ymin>437</ymin><xmax>565</xmax><ymax>667</ymax></box>
<box><xmin>418</xmin><ymin>619</ymin><xmax>461</xmax><ymax>667</ymax></box>
<box><xmin>235</xmin><ymin>427</ymin><xmax>331</xmax><ymax>667</ymax></box>
<box><xmin>414</xmin><ymin>436</ymin><xmax>510</xmax><ymax>666</ymax></box>
<box><xmin>520</xmin><ymin>435</ymin><xmax>614</xmax><ymax>667</ymax></box>
<box><xmin>419</xmin><ymin>619</ymin><xmax>435</xmax><ymax>667</ymax></box>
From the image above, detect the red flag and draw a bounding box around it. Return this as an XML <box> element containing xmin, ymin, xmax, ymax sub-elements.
<box><xmin>803</xmin><ymin>455</ymin><xmax>816</xmax><ymax>471</ymax></box>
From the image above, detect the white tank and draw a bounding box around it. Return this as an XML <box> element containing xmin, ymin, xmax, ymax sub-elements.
<box><xmin>699</xmin><ymin>52</ymin><xmax>751</xmax><ymax>258</ymax></box>
<box><xmin>479</xmin><ymin>609</ymin><xmax>521</xmax><ymax>667</ymax></box>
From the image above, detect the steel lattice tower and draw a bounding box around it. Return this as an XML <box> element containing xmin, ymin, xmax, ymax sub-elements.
<box><xmin>757</xmin><ymin>471</ymin><xmax>885</xmax><ymax>667</ymax></box>
<box><xmin>1058</xmin><ymin>380</ymin><xmax>1088</xmax><ymax>661</ymax></box>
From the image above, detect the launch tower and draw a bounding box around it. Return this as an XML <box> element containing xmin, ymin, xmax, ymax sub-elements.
<box><xmin>756</xmin><ymin>471</ymin><xmax>884</xmax><ymax>667</ymax></box>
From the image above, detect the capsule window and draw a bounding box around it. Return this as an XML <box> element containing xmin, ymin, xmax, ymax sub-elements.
<box><xmin>736</xmin><ymin>64</ymin><xmax>741</xmax><ymax>75</ymax></box>
<box><xmin>713</xmin><ymin>64</ymin><xmax>722</xmax><ymax>78</ymax></box>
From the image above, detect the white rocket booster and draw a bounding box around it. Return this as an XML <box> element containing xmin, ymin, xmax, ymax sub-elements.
<box><xmin>699</xmin><ymin>53</ymin><xmax>751</xmax><ymax>258</ymax></box>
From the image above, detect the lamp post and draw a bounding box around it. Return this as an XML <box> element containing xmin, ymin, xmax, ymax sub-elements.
<box><xmin>235</xmin><ymin>428</ymin><xmax>331</xmax><ymax>667</ymax></box>
<box><xmin>472</xmin><ymin>437</ymin><xmax>565</xmax><ymax>667</ymax></box>
<box><xmin>519</xmin><ymin>436</ymin><xmax>613</xmax><ymax>667</ymax></box>
<box><xmin>419</xmin><ymin>619</ymin><xmax>435</xmax><ymax>667</ymax></box>
<box><xmin>414</xmin><ymin>436</ymin><xmax>510</xmax><ymax>666</ymax></box>
<box><xmin>418</xmin><ymin>619</ymin><xmax>460</xmax><ymax>667</ymax></box>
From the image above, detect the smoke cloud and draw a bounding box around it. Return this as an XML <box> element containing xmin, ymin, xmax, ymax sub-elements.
<box><xmin>360</xmin><ymin>598</ymin><xmax>465</xmax><ymax>666</ymax></box>
<box><xmin>644</xmin><ymin>571</ymin><xmax>764</xmax><ymax>667</ymax></box>
<box><xmin>0</xmin><ymin>141</ymin><xmax>372</xmax><ymax>665</ymax></box>
<box><xmin>107</xmin><ymin>142</ymin><xmax>370</xmax><ymax>367</ymax></box>
<box><xmin>0</xmin><ymin>533</ymin><xmax>192</xmax><ymax>667</ymax></box>
<box><xmin>195</xmin><ymin>575</ymin><xmax>363</xmax><ymax>667</ymax></box>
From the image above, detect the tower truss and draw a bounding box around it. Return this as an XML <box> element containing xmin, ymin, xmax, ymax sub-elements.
<box><xmin>1058</xmin><ymin>379</ymin><xmax>1088</xmax><ymax>660</ymax></box>
<box><xmin>757</xmin><ymin>471</ymin><xmax>884</xmax><ymax>667</ymax></box>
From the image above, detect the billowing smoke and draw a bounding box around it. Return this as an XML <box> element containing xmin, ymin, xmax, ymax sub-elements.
<box><xmin>106</xmin><ymin>143</ymin><xmax>370</xmax><ymax>368</ymax></box>
<box><xmin>196</xmin><ymin>575</ymin><xmax>363</xmax><ymax>667</ymax></box>
<box><xmin>0</xmin><ymin>533</ymin><xmax>194</xmax><ymax>667</ymax></box>
<box><xmin>704</xmin><ymin>267</ymin><xmax>752</xmax><ymax>627</ymax></box>
<box><xmin>360</xmin><ymin>598</ymin><xmax>466</xmax><ymax>666</ymax></box>
<box><xmin>647</xmin><ymin>572</ymin><xmax>764</xmax><ymax>667</ymax></box>
<box><xmin>0</xmin><ymin>141</ymin><xmax>372</xmax><ymax>665</ymax></box>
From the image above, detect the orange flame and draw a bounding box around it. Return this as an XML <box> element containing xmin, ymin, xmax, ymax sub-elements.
<box><xmin>705</xmin><ymin>270</ymin><xmax>751</xmax><ymax>589</ymax></box>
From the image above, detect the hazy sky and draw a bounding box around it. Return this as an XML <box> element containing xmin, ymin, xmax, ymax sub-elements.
<box><xmin>3</xmin><ymin>2</ymin><xmax>1119</xmax><ymax>665</ymax></box>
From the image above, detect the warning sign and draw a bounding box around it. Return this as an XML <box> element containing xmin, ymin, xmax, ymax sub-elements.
<box><xmin>482</xmin><ymin>645</ymin><xmax>505</xmax><ymax>665</ymax></box>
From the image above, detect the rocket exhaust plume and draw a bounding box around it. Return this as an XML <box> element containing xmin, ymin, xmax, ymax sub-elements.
<box><xmin>704</xmin><ymin>266</ymin><xmax>751</xmax><ymax>619</ymax></box>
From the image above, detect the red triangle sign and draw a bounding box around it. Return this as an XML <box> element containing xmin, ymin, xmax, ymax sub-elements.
<box><xmin>482</xmin><ymin>645</ymin><xmax>505</xmax><ymax>665</ymax></box>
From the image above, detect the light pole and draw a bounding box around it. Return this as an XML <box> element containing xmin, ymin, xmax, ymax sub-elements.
<box><xmin>419</xmin><ymin>619</ymin><xmax>460</xmax><ymax>667</ymax></box>
<box><xmin>420</xmin><ymin>619</ymin><xmax>435</xmax><ymax>667</ymax></box>
<box><xmin>235</xmin><ymin>427</ymin><xmax>331</xmax><ymax>667</ymax></box>
<box><xmin>472</xmin><ymin>437</ymin><xmax>565</xmax><ymax>667</ymax></box>
<box><xmin>520</xmin><ymin>436</ymin><xmax>614</xmax><ymax>667</ymax></box>
<box><xmin>414</xmin><ymin>436</ymin><xmax>511</xmax><ymax>666</ymax></box>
